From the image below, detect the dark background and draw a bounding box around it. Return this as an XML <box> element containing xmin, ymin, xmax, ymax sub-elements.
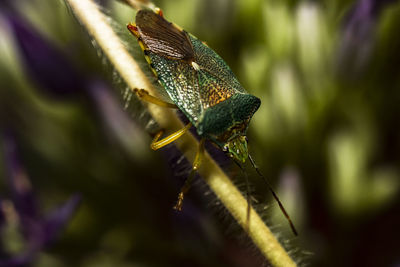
<box><xmin>1</xmin><ymin>0</ymin><xmax>400</xmax><ymax>266</ymax></box>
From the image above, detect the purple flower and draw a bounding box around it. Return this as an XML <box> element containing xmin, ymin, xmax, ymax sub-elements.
<box><xmin>0</xmin><ymin>132</ymin><xmax>81</xmax><ymax>267</ymax></box>
<box><xmin>5</xmin><ymin>13</ymin><xmax>149</xmax><ymax>160</ymax></box>
<box><xmin>86</xmin><ymin>80</ymin><xmax>149</xmax><ymax>161</ymax></box>
<box><xmin>337</xmin><ymin>0</ymin><xmax>397</xmax><ymax>77</ymax></box>
<box><xmin>0</xmin><ymin>200</ymin><xmax>4</xmax><ymax>230</ymax></box>
<box><xmin>7</xmin><ymin>15</ymin><xmax>84</xmax><ymax>97</ymax></box>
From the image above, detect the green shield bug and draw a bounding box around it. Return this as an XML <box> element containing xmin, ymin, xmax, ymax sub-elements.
<box><xmin>127</xmin><ymin>8</ymin><xmax>297</xmax><ymax>235</ymax></box>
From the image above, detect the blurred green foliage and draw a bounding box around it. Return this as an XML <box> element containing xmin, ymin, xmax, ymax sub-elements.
<box><xmin>1</xmin><ymin>0</ymin><xmax>400</xmax><ymax>266</ymax></box>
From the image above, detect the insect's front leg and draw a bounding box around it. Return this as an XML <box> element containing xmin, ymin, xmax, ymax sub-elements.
<box><xmin>133</xmin><ymin>88</ymin><xmax>177</xmax><ymax>109</ymax></box>
<box><xmin>150</xmin><ymin>123</ymin><xmax>192</xmax><ymax>150</ymax></box>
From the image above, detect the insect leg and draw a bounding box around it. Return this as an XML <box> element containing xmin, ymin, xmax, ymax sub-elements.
<box><xmin>151</xmin><ymin>123</ymin><xmax>192</xmax><ymax>150</ymax></box>
<box><xmin>134</xmin><ymin>88</ymin><xmax>177</xmax><ymax>109</ymax></box>
<box><xmin>234</xmin><ymin>160</ymin><xmax>252</xmax><ymax>231</ymax></box>
<box><xmin>173</xmin><ymin>138</ymin><xmax>205</xmax><ymax>211</ymax></box>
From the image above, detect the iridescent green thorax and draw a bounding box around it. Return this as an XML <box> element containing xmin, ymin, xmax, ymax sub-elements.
<box><xmin>197</xmin><ymin>94</ymin><xmax>260</xmax><ymax>139</ymax></box>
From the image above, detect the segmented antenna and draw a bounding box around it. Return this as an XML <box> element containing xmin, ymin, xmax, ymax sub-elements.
<box><xmin>248</xmin><ymin>154</ymin><xmax>298</xmax><ymax>236</ymax></box>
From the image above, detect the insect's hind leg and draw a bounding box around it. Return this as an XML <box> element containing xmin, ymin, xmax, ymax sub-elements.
<box><xmin>151</xmin><ymin>123</ymin><xmax>192</xmax><ymax>150</ymax></box>
<box><xmin>174</xmin><ymin>138</ymin><xmax>205</xmax><ymax>211</ymax></box>
<box><xmin>134</xmin><ymin>88</ymin><xmax>177</xmax><ymax>109</ymax></box>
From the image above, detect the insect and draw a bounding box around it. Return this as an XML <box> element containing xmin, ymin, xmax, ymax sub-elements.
<box><xmin>127</xmin><ymin>8</ymin><xmax>297</xmax><ymax>235</ymax></box>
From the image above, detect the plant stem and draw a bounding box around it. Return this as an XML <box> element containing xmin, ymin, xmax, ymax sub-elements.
<box><xmin>118</xmin><ymin>0</ymin><xmax>156</xmax><ymax>10</ymax></box>
<box><xmin>64</xmin><ymin>0</ymin><xmax>297</xmax><ymax>265</ymax></box>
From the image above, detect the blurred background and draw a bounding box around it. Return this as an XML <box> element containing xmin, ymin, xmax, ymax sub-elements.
<box><xmin>1</xmin><ymin>0</ymin><xmax>400</xmax><ymax>266</ymax></box>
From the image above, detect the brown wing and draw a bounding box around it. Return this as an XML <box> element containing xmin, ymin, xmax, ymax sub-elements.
<box><xmin>135</xmin><ymin>10</ymin><xmax>195</xmax><ymax>61</ymax></box>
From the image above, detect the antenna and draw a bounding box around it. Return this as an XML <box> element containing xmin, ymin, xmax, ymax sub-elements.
<box><xmin>248</xmin><ymin>154</ymin><xmax>298</xmax><ymax>236</ymax></box>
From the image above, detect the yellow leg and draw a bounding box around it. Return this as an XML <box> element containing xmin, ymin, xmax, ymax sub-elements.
<box><xmin>134</xmin><ymin>88</ymin><xmax>177</xmax><ymax>109</ymax></box>
<box><xmin>173</xmin><ymin>138</ymin><xmax>205</xmax><ymax>211</ymax></box>
<box><xmin>151</xmin><ymin>123</ymin><xmax>192</xmax><ymax>150</ymax></box>
<box><xmin>244</xmin><ymin>171</ymin><xmax>251</xmax><ymax>232</ymax></box>
<box><xmin>233</xmin><ymin>160</ymin><xmax>252</xmax><ymax>231</ymax></box>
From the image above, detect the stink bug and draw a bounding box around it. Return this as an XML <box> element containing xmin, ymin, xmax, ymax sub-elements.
<box><xmin>127</xmin><ymin>9</ymin><xmax>297</xmax><ymax>235</ymax></box>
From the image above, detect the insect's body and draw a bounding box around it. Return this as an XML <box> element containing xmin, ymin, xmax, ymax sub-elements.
<box><xmin>127</xmin><ymin>9</ymin><xmax>297</xmax><ymax>235</ymax></box>
<box><xmin>129</xmin><ymin>10</ymin><xmax>260</xmax><ymax>163</ymax></box>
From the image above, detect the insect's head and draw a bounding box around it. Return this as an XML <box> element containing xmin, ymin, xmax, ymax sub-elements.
<box><xmin>224</xmin><ymin>136</ymin><xmax>248</xmax><ymax>163</ymax></box>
